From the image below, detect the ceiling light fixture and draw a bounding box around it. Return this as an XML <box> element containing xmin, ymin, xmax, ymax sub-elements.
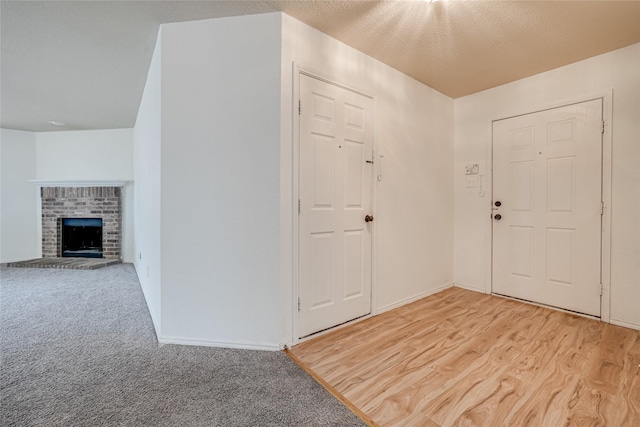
<box><xmin>48</xmin><ymin>120</ymin><xmax>66</xmax><ymax>126</ymax></box>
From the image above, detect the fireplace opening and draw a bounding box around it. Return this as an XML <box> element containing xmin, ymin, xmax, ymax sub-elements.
<box><xmin>61</xmin><ymin>218</ymin><xmax>103</xmax><ymax>258</ymax></box>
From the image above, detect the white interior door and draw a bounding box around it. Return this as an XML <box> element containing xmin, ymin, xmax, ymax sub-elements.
<box><xmin>298</xmin><ymin>74</ymin><xmax>374</xmax><ymax>338</ymax></box>
<box><xmin>492</xmin><ymin>99</ymin><xmax>603</xmax><ymax>317</ymax></box>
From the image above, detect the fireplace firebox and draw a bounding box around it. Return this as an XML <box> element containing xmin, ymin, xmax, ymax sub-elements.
<box><xmin>61</xmin><ymin>218</ymin><xmax>103</xmax><ymax>258</ymax></box>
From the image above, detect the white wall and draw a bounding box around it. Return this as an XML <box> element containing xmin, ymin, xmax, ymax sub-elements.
<box><xmin>133</xmin><ymin>31</ymin><xmax>163</xmax><ymax>333</ymax></box>
<box><xmin>454</xmin><ymin>43</ymin><xmax>640</xmax><ymax>328</ymax></box>
<box><xmin>35</xmin><ymin>129</ymin><xmax>135</xmax><ymax>262</ymax></box>
<box><xmin>280</xmin><ymin>15</ymin><xmax>455</xmax><ymax>344</ymax></box>
<box><xmin>0</xmin><ymin>129</ymin><xmax>39</xmax><ymax>263</ymax></box>
<box><xmin>133</xmin><ymin>12</ymin><xmax>454</xmax><ymax>350</ymax></box>
<box><xmin>158</xmin><ymin>13</ymin><xmax>283</xmax><ymax>349</ymax></box>
<box><xmin>36</xmin><ymin>129</ymin><xmax>133</xmax><ymax>180</ymax></box>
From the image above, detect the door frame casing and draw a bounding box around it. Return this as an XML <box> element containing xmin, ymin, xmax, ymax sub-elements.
<box><xmin>485</xmin><ymin>91</ymin><xmax>613</xmax><ymax>322</ymax></box>
<box><xmin>291</xmin><ymin>63</ymin><xmax>378</xmax><ymax>345</ymax></box>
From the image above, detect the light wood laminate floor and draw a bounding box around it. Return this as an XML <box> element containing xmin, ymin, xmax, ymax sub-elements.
<box><xmin>289</xmin><ymin>287</ymin><xmax>640</xmax><ymax>426</ymax></box>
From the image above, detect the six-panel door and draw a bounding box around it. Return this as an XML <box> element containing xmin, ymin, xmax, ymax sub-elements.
<box><xmin>298</xmin><ymin>74</ymin><xmax>374</xmax><ymax>338</ymax></box>
<box><xmin>492</xmin><ymin>99</ymin><xmax>603</xmax><ymax>317</ymax></box>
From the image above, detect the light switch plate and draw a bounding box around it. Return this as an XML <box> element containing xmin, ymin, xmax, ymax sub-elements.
<box><xmin>465</xmin><ymin>163</ymin><xmax>480</xmax><ymax>175</ymax></box>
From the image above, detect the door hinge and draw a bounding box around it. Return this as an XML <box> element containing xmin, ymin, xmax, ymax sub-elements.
<box><xmin>298</xmin><ymin>100</ymin><xmax>302</xmax><ymax>115</ymax></box>
<box><xmin>600</xmin><ymin>202</ymin><xmax>604</xmax><ymax>215</ymax></box>
<box><xmin>601</xmin><ymin>120</ymin><xmax>605</xmax><ymax>134</ymax></box>
<box><xmin>298</xmin><ymin>297</ymin><xmax>301</xmax><ymax>311</ymax></box>
<box><xmin>600</xmin><ymin>283</ymin><xmax>603</xmax><ymax>296</ymax></box>
<box><xmin>298</xmin><ymin>199</ymin><xmax>301</xmax><ymax>214</ymax></box>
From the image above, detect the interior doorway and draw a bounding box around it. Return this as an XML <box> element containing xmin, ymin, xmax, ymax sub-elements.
<box><xmin>297</xmin><ymin>73</ymin><xmax>375</xmax><ymax>338</ymax></box>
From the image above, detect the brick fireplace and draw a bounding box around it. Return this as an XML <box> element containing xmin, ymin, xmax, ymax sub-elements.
<box><xmin>41</xmin><ymin>187</ymin><xmax>121</xmax><ymax>260</ymax></box>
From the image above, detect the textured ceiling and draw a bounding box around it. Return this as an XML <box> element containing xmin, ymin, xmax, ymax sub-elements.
<box><xmin>1</xmin><ymin>1</ymin><xmax>639</xmax><ymax>132</ymax></box>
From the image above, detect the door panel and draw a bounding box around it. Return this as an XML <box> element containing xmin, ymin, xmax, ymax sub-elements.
<box><xmin>509</xmin><ymin>226</ymin><xmax>534</xmax><ymax>278</ymax></box>
<box><xmin>546</xmin><ymin>228</ymin><xmax>574</xmax><ymax>285</ymax></box>
<box><xmin>299</xmin><ymin>74</ymin><xmax>373</xmax><ymax>338</ymax></box>
<box><xmin>311</xmin><ymin>133</ymin><xmax>335</xmax><ymax>208</ymax></box>
<box><xmin>547</xmin><ymin>157</ymin><xmax>575</xmax><ymax>212</ymax></box>
<box><xmin>310</xmin><ymin>232</ymin><xmax>335</xmax><ymax>309</ymax></box>
<box><xmin>345</xmin><ymin>139</ymin><xmax>365</xmax><ymax>208</ymax></box>
<box><xmin>493</xmin><ymin>99</ymin><xmax>602</xmax><ymax>316</ymax></box>
<box><xmin>510</xmin><ymin>161</ymin><xmax>534</xmax><ymax>211</ymax></box>
<box><xmin>344</xmin><ymin>229</ymin><xmax>365</xmax><ymax>300</ymax></box>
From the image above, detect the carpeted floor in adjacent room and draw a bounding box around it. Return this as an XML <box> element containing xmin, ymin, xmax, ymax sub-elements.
<box><xmin>0</xmin><ymin>264</ymin><xmax>365</xmax><ymax>427</ymax></box>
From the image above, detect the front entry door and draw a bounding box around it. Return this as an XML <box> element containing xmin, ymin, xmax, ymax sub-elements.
<box><xmin>492</xmin><ymin>99</ymin><xmax>603</xmax><ymax>317</ymax></box>
<box><xmin>298</xmin><ymin>74</ymin><xmax>374</xmax><ymax>338</ymax></box>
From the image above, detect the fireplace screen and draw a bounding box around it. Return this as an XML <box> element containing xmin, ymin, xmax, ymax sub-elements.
<box><xmin>61</xmin><ymin>218</ymin><xmax>103</xmax><ymax>258</ymax></box>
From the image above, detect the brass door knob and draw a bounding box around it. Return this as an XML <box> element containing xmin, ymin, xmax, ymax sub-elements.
<box><xmin>494</xmin><ymin>214</ymin><xmax>502</xmax><ymax>220</ymax></box>
<box><xmin>365</xmin><ymin>215</ymin><xmax>374</xmax><ymax>223</ymax></box>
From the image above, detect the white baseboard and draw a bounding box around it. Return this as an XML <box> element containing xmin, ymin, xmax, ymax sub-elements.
<box><xmin>376</xmin><ymin>282</ymin><xmax>454</xmax><ymax>315</ymax></box>
<box><xmin>158</xmin><ymin>335</ymin><xmax>280</xmax><ymax>351</ymax></box>
<box><xmin>132</xmin><ymin>263</ymin><xmax>162</xmax><ymax>338</ymax></box>
<box><xmin>144</xmin><ymin>300</ymin><xmax>161</xmax><ymax>339</ymax></box>
<box><xmin>453</xmin><ymin>283</ymin><xmax>486</xmax><ymax>293</ymax></box>
<box><xmin>610</xmin><ymin>319</ymin><xmax>640</xmax><ymax>331</ymax></box>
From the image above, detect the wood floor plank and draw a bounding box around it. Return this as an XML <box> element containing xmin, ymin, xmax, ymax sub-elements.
<box><xmin>568</xmin><ymin>325</ymin><xmax>640</xmax><ymax>426</ymax></box>
<box><xmin>290</xmin><ymin>287</ymin><xmax>640</xmax><ymax>427</ymax></box>
<box><xmin>427</xmin><ymin>311</ymin><xmax>572</xmax><ymax>425</ymax></box>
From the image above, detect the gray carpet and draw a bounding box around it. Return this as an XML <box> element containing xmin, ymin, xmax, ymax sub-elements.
<box><xmin>0</xmin><ymin>264</ymin><xmax>365</xmax><ymax>426</ymax></box>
